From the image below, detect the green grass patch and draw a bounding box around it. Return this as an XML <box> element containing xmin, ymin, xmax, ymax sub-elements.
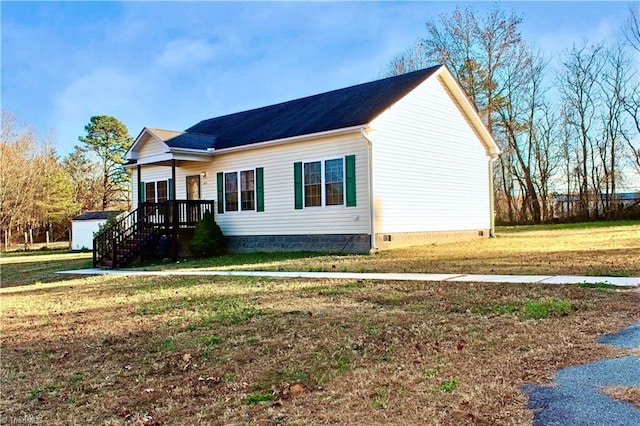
<box><xmin>578</xmin><ymin>282</ymin><xmax>626</xmax><ymax>290</ymax></box>
<box><xmin>184</xmin><ymin>297</ymin><xmax>259</xmax><ymax>331</ymax></box>
<box><xmin>136</xmin><ymin>295</ymin><xmax>260</xmax><ymax>329</ymax></box>
<box><xmin>27</xmin><ymin>384</ymin><xmax>59</xmax><ymax>401</ymax></box>
<box><xmin>245</xmin><ymin>392</ymin><xmax>276</xmax><ymax>405</ymax></box>
<box><xmin>370</xmin><ymin>386</ymin><xmax>389</xmax><ymax>409</ymax></box>
<box><xmin>154</xmin><ymin>338</ymin><xmax>176</xmax><ymax>353</ymax></box>
<box><xmin>472</xmin><ymin>299</ymin><xmax>574</xmax><ymax>319</ymax></box>
<box><xmin>198</xmin><ymin>336</ymin><xmax>223</xmax><ymax>346</ymax></box>
<box><xmin>434</xmin><ymin>380</ymin><xmax>460</xmax><ymax>393</ymax></box>
<box><xmin>497</xmin><ymin>220</ymin><xmax>640</xmax><ymax>233</ymax></box>
<box><xmin>364</xmin><ymin>326</ymin><xmax>380</xmax><ymax>335</ymax></box>
<box><xmin>68</xmin><ymin>372</ymin><xmax>83</xmax><ymax>386</ymax></box>
<box><xmin>523</xmin><ymin>300</ymin><xmax>573</xmax><ymax>319</ymax></box>
<box><xmin>421</xmin><ymin>366</ymin><xmax>442</xmax><ymax>379</ymax></box>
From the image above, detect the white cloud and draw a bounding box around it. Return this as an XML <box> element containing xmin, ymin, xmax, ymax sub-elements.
<box><xmin>155</xmin><ymin>38</ymin><xmax>219</xmax><ymax>68</ymax></box>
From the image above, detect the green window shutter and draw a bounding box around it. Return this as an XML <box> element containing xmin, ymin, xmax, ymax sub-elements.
<box><xmin>139</xmin><ymin>181</ymin><xmax>146</xmax><ymax>203</ymax></box>
<box><xmin>294</xmin><ymin>162</ymin><xmax>303</xmax><ymax>210</ymax></box>
<box><xmin>216</xmin><ymin>172</ymin><xmax>224</xmax><ymax>214</ymax></box>
<box><xmin>168</xmin><ymin>178</ymin><xmax>174</xmax><ymax>200</ymax></box>
<box><xmin>256</xmin><ymin>167</ymin><xmax>264</xmax><ymax>212</ymax></box>
<box><xmin>345</xmin><ymin>155</ymin><xmax>356</xmax><ymax>207</ymax></box>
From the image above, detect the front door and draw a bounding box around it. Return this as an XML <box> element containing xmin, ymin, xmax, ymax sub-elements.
<box><xmin>186</xmin><ymin>175</ymin><xmax>201</xmax><ymax>200</ymax></box>
<box><xmin>186</xmin><ymin>175</ymin><xmax>201</xmax><ymax>223</ymax></box>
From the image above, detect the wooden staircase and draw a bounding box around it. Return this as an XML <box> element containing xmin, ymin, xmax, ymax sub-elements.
<box><xmin>93</xmin><ymin>208</ymin><xmax>158</xmax><ymax>269</ymax></box>
<box><xmin>93</xmin><ymin>200</ymin><xmax>215</xmax><ymax>269</ymax></box>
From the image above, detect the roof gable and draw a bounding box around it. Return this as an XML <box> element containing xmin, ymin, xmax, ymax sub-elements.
<box><xmin>126</xmin><ymin>127</ymin><xmax>216</xmax><ymax>160</ymax></box>
<box><xmin>187</xmin><ymin>66</ymin><xmax>441</xmax><ymax>150</ymax></box>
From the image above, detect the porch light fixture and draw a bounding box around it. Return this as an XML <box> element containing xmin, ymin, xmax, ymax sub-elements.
<box><xmin>201</xmin><ymin>171</ymin><xmax>207</xmax><ymax>178</ymax></box>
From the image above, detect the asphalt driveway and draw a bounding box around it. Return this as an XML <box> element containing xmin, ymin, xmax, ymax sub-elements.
<box><xmin>523</xmin><ymin>322</ymin><xmax>640</xmax><ymax>425</ymax></box>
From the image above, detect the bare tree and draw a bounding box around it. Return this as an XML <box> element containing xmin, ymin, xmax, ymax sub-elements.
<box><xmin>495</xmin><ymin>46</ymin><xmax>554</xmax><ymax>223</ymax></box>
<box><xmin>532</xmin><ymin>102</ymin><xmax>561</xmax><ymax>221</ymax></box>
<box><xmin>1</xmin><ymin>111</ymin><xmax>80</xmax><ymax>245</ymax></box>
<box><xmin>623</xmin><ymin>3</ymin><xmax>640</xmax><ymax>52</ymax></box>
<box><xmin>596</xmin><ymin>44</ymin><xmax>635</xmax><ymax>216</ymax></box>
<box><xmin>420</xmin><ymin>6</ymin><xmax>523</xmax><ymax>133</ymax></box>
<box><xmin>62</xmin><ymin>145</ymin><xmax>102</xmax><ymax>211</ymax></box>
<box><xmin>0</xmin><ymin>111</ymin><xmax>40</xmax><ymax>238</ymax></box>
<box><xmin>558</xmin><ymin>42</ymin><xmax>605</xmax><ymax>218</ymax></box>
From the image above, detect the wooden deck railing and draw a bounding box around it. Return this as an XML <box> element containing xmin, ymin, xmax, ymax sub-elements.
<box><xmin>93</xmin><ymin>200</ymin><xmax>215</xmax><ymax>268</ymax></box>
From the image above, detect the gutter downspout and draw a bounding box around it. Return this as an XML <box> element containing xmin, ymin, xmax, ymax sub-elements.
<box><xmin>488</xmin><ymin>154</ymin><xmax>499</xmax><ymax>238</ymax></box>
<box><xmin>361</xmin><ymin>128</ymin><xmax>377</xmax><ymax>251</ymax></box>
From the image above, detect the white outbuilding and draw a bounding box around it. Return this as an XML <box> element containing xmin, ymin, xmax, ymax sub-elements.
<box><xmin>71</xmin><ymin>211</ymin><xmax>122</xmax><ymax>250</ymax></box>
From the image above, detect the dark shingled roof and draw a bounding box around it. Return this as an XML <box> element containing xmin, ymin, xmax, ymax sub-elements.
<box><xmin>163</xmin><ymin>132</ymin><xmax>216</xmax><ymax>150</ymax></box>
<box><xmin>73</xmin><ymin>211</ymin><xmax>123</xmax><ymax>221</ymax></box>
<box><xmin>184</xmin><ymin>66</ymin><xmax>441</xmax><ymax>150</ymax></box>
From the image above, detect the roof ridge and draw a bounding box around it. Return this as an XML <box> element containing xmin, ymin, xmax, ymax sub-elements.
<box><xmin>147</xmin><ymin>127</ymin><xmax>184</xmax><ymax>134</ymax></box>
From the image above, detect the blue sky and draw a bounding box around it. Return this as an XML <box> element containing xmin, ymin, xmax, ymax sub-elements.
<box><xmin>1</xmin><ymin>1</ymin><xmax>633</xmax><ymax>156</ymax></box>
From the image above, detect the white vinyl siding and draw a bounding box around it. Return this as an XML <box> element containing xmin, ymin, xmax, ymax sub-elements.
<box><xmin>212</xmin><ymin>134</ymin><xmax>369</xmax><ymax>236</ymax></box>
<box><xmin>369</xmin><ymin>75</ymin><xmax>491</xmax><ymax>234</ymax></box>
<box><xmin>132</xmin><ymin>165</ymin><xmax>173</xmax><ymax>204</ymax></box>
<box><xmin>138</xmin><ymin>134</ymin><xmax>167</xmax><ymax>158</ymax></box>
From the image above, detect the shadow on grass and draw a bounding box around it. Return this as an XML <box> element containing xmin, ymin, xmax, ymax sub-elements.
<box><xmin>135</xmin><ymin>251</ymin><xmax>342</xmax><ymax>271</ymax></box>
<box><xmin>0</xmin><ymin>255</ymin><xmax>93</xmax><ymax>288</ymax></box>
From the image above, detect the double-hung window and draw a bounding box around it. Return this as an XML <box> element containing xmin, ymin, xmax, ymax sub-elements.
<box><xmin>294</xmin><ymin>155</ymin><xmax>355</xmax><ymax>209</ymax></box>
<box><xmin>224</xmin><ymin>172</ymin><xmax>239</xmax><ymax>212</ymax></box>
<box><xmin>217</xmin><ymin>168</ymin><xmax>264</xmax><ymax>214</ymax></box>
<box><xmin>304</xmin><ymin>161</ymin><xmax>322</xmax><ymax>207</ymax></box>
<box><xmin>324</xmin><ymin>158</ymin><xmax>344</xmax><ymax>206</ymax></box>
<box><xmin>140</xmin><ymin>179</ymin><xmax>172</xmax><ymax>203</ymax></box>
<box><xmin>141</xmin><ymin>179</ymin><xmax>173</xmax><ymax>203</ymax></box>
<box><xmin>145</xmin><ymin>182</ymin><xmax>156</xmax><ymax>203</ymax></box>
<box><xmin>241</xmin><ymin>170</ymin><xmax>255</xmax><ymax>211</ymax></box>
<box><xmin>156</xmin><ymin>181</ymin><xmax>168</xmax><ymax>203</ymax></box>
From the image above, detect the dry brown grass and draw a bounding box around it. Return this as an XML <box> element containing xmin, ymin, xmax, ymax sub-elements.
<box><xmin>1</xmin><ymin>271</ymin><xmax>638</xmax><ymax>425</ymax></box>
<box><xmin>601</xmin><ymin>386</ymin><xmax>640</xmax><ymax>409</ymax></box>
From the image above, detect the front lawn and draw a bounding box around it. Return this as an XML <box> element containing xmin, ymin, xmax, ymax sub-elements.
<box><xmin>1</xmin><ymin>269</ymin><xmax>638</xmax><ymax>423</ymax></box>
<box><xmin>145</xmin><ymin>221</ymin><xmax>640</xmax><ymax>277</ymax></box>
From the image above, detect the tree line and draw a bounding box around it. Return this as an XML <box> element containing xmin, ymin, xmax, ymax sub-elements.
<box><xmin>0</xmin><ymin>112</ymin><xmax>132</xmax><ymax>246</ymax></box>
<box><xmin>384</xmin><ymin>4</ymin><xmax>640</xmax><ymax>223</ymax></box>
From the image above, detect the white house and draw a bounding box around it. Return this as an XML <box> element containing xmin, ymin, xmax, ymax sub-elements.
<box><xmin>122</xmin><ymin>65</ymin><xmax>500</xmax><ymax>255</ymax></box>
<box><xmin>71</xmin><ymin>211</ymin><xmax>122</xmax><ymax>250</ymax></box>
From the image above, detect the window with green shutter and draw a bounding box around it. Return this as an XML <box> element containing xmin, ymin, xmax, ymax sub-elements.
<box><xmin>217</xmin><ymin>168</ymin><xmax>264</xmax><ymax>213</ymax></box>
<box><xmin>294</xmin><ymin>155</ymin><xmax>356</xmax><ymax>208</ymax></box>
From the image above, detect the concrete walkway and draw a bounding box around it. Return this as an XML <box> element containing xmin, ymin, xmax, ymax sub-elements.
<box><xmin>58</xmin><ymin>268</ymin><xmax>640</xmax><ymax>287</ymax></box>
